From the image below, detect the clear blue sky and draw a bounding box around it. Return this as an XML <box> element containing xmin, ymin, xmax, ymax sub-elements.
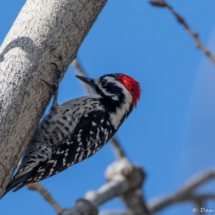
<box><xmin>1</xmin><ymin>1</ymin><xmax>215</xmax><ymax>214</ymax></box>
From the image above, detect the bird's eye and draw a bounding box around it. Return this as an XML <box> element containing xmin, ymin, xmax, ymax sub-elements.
<box><xmin>101</xmin><ymin>79</ymin><xmax>108</xmax><ymax>87</ymax></box>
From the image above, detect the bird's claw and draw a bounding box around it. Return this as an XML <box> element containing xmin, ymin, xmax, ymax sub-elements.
<box><xmin>42</xmin><ymin>62</ymin><xmax>62</xmax><ymax>95</ymax></box>
<box><xmin>50</xmin><ymin>62</ymin><xmax>61</xmax><ymax>80</ymax></box>
<box><xmin>42</xmin><ymin>80</ymin><xmax>59</xmax><ymax>95</ymax></box>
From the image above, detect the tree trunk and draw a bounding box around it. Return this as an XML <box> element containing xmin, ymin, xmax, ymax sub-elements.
<box><xmin>0</xmin><ymin>0</ymin><xmax>107</xmax><ymax>198</ymax></box>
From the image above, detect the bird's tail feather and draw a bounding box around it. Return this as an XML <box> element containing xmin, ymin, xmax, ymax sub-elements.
<box><xmin>3</xmin><ymin>170</ymin><xmax>33</xmax><ymax>197</ymax></box>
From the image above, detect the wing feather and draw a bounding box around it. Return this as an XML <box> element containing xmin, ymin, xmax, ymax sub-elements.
<box><xmin>13</xmin><ymin>110</ymin><xmax>115</xmax><ymax>190</ymax></box>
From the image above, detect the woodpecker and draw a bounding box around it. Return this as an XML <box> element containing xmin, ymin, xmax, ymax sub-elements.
<box><xmin>5</xmin><ymin>65</ymin><xmax>141</xmax><ymax>194</ymax></box>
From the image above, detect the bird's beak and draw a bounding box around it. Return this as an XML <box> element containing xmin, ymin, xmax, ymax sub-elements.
<box><xmin>76</xmin><ymin>75</ymin><xmax>95</xmax><ymax>88</ymax></box>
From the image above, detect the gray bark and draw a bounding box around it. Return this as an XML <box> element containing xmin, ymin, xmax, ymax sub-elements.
<box><xmin>0</xmin><ymin>0</ymin><xmax>107</xmax><ymax>198</ymax></box>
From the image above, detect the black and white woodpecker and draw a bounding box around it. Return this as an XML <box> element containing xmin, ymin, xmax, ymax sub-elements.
<box><xmin>5</xmin><ymin>64</ymin><xmax>141</xmax><ymax>194</ymax></box>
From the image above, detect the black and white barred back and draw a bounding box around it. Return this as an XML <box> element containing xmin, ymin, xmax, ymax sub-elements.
<box><xmin>6</xmin><ymin>73</ymin><xmax>141</xmax><ymax>194</ymax></box>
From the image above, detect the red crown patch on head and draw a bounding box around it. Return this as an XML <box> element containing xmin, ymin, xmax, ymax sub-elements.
<box><xmin>116</xmin><ymin>74</ymin><xmax>141</xmax><ymax>107</ymax></box>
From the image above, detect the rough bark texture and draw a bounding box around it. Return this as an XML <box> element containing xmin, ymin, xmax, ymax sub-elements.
<box><xmin>0</xmin><ymin>0</ymin><xmax>107</xmax><ymax>198</ymax></box>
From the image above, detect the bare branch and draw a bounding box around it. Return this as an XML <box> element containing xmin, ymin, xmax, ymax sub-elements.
<box><xmin>105</xmin><ymin>159</ymin><xmax>148</xmax><ymax>215</ymax></box>
<box><xmin>148</xmin><ymin>168</ymin><xmax>215</xmax><ymax>213</ymax></box>
<box><xmin>99</xmin><ymin>211</ymin><xmax>128</xmax><ymax>215</ymax></box>
<box><xmin>73</xmin><ymin>59</ymin><xmax>91</xmax><ymax>94</ymax></box>
<box><xmin>62</xmin><ymin>199</ymin><xmax>98</xmax><ymax>215</ymax></box>
<box><xmin>196</xmin><ymin>199</ymin><xmax>204</xmax><ymax>215</ymax></box>
<box><xmin>110</xmin><ymin>136</ymin><xmax>126</xmax><ymax>159</ymax></box>
<box><xmin>150</xmin><ymin>1</ymin><xmax>166</xmax><ymax>7</ymax></box>
<box><xmin>191</xmin><ymin>194</ymin><xmax>215</xmax><ymax>201</ymax></box>
<box><xmin>28</xmin><ymin>183</ymin><xmax>63</xmax><ymax>214</ymax></box>
<box><xmin>27</xmin><ymin>159</ymin><xmax>147</xmax><ymax>215</ymax></box>
<box><xmin>85</xmin><ymin>176</ymin><xmax>128</xmax><ymax>207</ymax></box>
<box><xmin>120</xmin><ymin>189</ymin><xmax>150</xmax><ymax>215</ymax></box>
<box><xmin>149</xmin><ymin>0</ymin><xmax>215</xmax><ymax>65</ymax></box>
<box><xmin>28</xmin><ymin>167</ymin><xmax>215</xmax><ymax>215</ymax></box>
<box><xmin>62</xmin><ymin>158</ymin><xmax>147</xmax><ymax>215</ymax></box>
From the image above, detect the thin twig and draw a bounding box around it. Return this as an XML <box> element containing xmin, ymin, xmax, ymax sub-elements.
<box><xmin>196</xmin><ymin>199</ymin><xmax>204</xmax><ymax>215</ymax></box>
<box><xmin>149</xmin><ymin>0</ymin><xmax>215</xmax><ymax>65</ymax></box>
<box><xmin>99</xmin><ymin>211</ymin><xmax>128</xmax><ymax>215</ymax></box>
<box><xmin>191</xmin><ymin>194</ymin><xmax>215</xmax><ymax>201</ymax></box>
<box><xmin>148</xmin><ymin>167</ymin><xmax>215</xmax><ymax>213</ymax></box>
<box><xmin>28</xmin><ymin>183</ymin><xmax>63</xmax><ymax>214</ymax></box>
<box><xmin>72</xmin><ymin>59</ymin><xmax>91</xmax><ymax>94</ymax></box>
<box><xmin>72</xmin><ymin>58</ymin><xmax>126</xmax><ymax>159</ymax></box>
<box><xmin>111</xmin><ymin>136</ymin><xmax>126</xmax><ymax>159</ymax></box>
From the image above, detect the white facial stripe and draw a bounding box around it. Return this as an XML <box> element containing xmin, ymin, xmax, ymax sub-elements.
<box><xmin>97</xmin><ymin>77</ymin><xmax>115</xmax><ymax>97</ymax></box>
<box><xmin>98</xmin><ymin>76</ymin><xmax>131</xmax><ymax>99</ymax></box>
<box><xmin>103</xmin><ymin>76</ymin><xmax>115</xmax><ymax>82</ymax></box>
<box><xmin>98</xmin><ymin>86</ymin><xmax>114</xmax><ymax>97</ymax></box>
<box><xmin>110</xmin><ymin>89</ymin><xmax>132</xmax><ymax>129</ymax></box>
<box><xmin>111</xmin><ymin>95</ymin><xmax>119</xmax><ymax>101</ymax></box>
<box><xmin>101</xmin><ymin>76</ymin><xmax>133</xmax><ymax>129</ymax></box>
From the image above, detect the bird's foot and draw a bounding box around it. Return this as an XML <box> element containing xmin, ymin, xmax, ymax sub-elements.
<box><xmin>42</xmin><ymin>63</ymin><xmax>62</xmax><ymax>106</ymax></box>
<box><xmin>42</xmin><ymin>80</ymin><xmax>59</xmax><ymax>95</ymax></box>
